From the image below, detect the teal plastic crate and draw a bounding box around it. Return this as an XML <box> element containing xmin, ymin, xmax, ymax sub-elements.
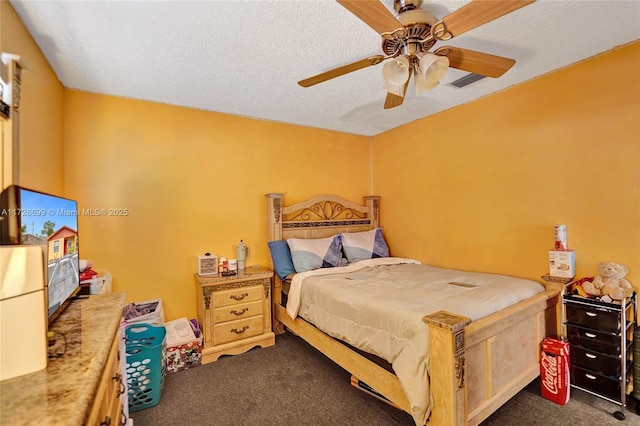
<box><xmin>125</xmin><ymin>323</ymin><xmax>166</xmax><ymax>412</ymax></box>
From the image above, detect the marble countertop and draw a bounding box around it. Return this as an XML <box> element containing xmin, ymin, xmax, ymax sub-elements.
<box><xmin>194</xmin><ymin>265</ymin><xmax>273</xmax><ymax>286</ymax></box>
<box><xmin>0</xmin><ymin>292</ymin><xmax>127</xmax><ymax>425</ymax></box>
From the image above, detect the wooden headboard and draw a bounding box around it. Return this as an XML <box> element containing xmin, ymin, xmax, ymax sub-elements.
<box><xmin>265</xmin><ymin>193</ymin><xmax>380</xmax><ymax>241</ymax></box>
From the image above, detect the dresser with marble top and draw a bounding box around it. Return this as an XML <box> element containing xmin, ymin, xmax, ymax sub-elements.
<box><xmin>0</xmin><ymin>292</ymin><xmax>127</xmax><ymax>426</ymax></box>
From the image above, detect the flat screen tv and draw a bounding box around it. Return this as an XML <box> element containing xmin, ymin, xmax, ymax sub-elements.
<box><xmin>0</xmin><ymin>185</ymin><xmax>80</xmax><ymax>324</ymax></box>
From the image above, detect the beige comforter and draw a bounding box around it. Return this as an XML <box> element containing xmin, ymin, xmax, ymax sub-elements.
<box><xmin>285</xmin><ymin>258</ymin><xmax>545</xmax><ymax>425</ymax></box>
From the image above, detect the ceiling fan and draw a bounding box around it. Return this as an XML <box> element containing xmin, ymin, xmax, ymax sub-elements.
<box><xmin>298</xmin><ymin>0</ymin><xmax>536</xmax><ymax>109</ymax></box>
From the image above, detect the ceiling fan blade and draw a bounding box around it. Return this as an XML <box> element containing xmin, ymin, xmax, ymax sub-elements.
<box><xmin>383</xmin><ymin>68</ymin><xmax>412</xmax><ymax>109</ymax></box>
<box><xmin>298</xmin><ymin>55</ymin><xmax>386</xmax><ymax>87</ymax></box>
<box><xmin>435</xmin><ymin>46</ymin><xmax>515</xmax><ymax>78</ymax></box>
<box><xmin>383</xmin><ymin>92</ymin><xmax>405</xmax><ymax>109</ymax></box>
<box><xmin>337</xmin><ymin>0</ymin><xmax>403</xmax><ymax>34</ymax></box>
<box><xmin>441</xmin><ymin>0</ymin><xmax>536</xmax><ymax>38</ymax></box>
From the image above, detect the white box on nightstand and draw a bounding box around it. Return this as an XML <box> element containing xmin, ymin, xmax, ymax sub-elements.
<box><xmin>549</xmin><ymin>250</ymin><xmax>576</xmax><ymax>278</ymax></box>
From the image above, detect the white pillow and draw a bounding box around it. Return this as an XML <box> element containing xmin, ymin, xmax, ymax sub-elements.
<box><xmin>287</xmin><ymin>235</ymin><xmax>345</xmax><ymax>273</ymax></box>
<box><xmin>341</xmin><ymin>228</ymin><xmax>390</xmax><ymax>263</ymax></box>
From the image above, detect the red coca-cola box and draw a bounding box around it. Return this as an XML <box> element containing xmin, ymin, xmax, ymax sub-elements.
<box><xmin>540</xmin><ymin>337</ymin><xmax>570</xmax><ymax>405</ymax></box>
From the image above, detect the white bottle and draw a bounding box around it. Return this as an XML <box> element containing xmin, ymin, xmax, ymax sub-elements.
<box><xmin>236</xmin><ymin>240</ymin><xmax>248</xmax><ymax>270</ymax></box>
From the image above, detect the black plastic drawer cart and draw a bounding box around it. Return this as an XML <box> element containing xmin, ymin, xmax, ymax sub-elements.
<box><xmin>562</xmin><ymin>286</ymin><xmax>637</xmax><ymax>420</ymax></box>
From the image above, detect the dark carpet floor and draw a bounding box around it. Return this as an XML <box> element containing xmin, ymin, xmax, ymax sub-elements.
<box><xmin>131</xmin><ymin>334</ymin><xmax>640</xmax><ymax>425</ymax></box>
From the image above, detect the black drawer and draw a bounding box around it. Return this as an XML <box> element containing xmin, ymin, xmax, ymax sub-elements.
<box><xmin>570</xmin><ymin>345</ymin><xmax>621</xmax><ymax>377</ymax></box>
<box><xmin>566</xmin><ymin>324</ymin><xmax>621</xmax><ymax>354</ymax></box>
<box><xmin>565</xmin><ymin>304</ymin><xmax>620</xmax><ymax>333</ymax></box>
<box><xmin>571</xmin><ymin>365</ymin><xmax>623</xmax><ymax>401</ymax></box>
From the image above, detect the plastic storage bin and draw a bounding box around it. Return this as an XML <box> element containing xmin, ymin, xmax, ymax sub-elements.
<box><xmin>83</xmin><ymin>270</ymin><xmax>112</xmax><ymax>294</ymax></box>
<box><xmin>123</xmin><ymin>299</ymin><xmax>165</xmax><ymax>326</ymax></box>
<box><xmin>79</xmin><ymin>269</ymin><xmax>112</xmax><ymax>295</ymax></box>
<box><xmin>125</xmin><ymin>324</ymin><xmax>166</xmax><ymax>412</ymax></box>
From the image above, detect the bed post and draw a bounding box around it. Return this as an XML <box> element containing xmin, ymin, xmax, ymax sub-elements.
<box><xmin>265</xmin><ymin>193</ymin><xmax>285</xmax><ymax>333</ymax></box>
<box><xmin>363</xmin><ymin>195</ymin><xmax>380</xmax><ymax>229</ymax></box>
<box><xmin>423</xmin><ymin>311</ymin><xmax>471</xmax><ymax>426</ymax></box>
<box><xmin>265</xmin><ymin>193</ymin><xmax>284</xmax><ymax>241</ymax></box>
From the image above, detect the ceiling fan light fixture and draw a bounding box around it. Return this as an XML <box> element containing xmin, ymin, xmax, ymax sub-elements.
<box><xmin>415</xmin><ymin>53</ymin><xmax>449</xmax><ymax>95</ymax></box>
<box><xmin>415</xmin><ymin>73</ymin><xmax>438</xmax><ymax>95</ymax></box>
<box><xmin>382</xmin><ymin>56</ymin><xmax>410</xmax><ymax>87</ymax></box>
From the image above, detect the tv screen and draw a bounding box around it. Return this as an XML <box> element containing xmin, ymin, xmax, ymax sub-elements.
<box><xmin>0</xmin><ymin>185</ymin><xmax>80</xmax><ymax>323</ymax></box>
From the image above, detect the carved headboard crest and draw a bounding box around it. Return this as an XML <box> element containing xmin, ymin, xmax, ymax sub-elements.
<box><xmin>265</xmin><ymin>193</ymin><xmax>380</xmax><ymax>241</ymax></box>
<box><xmin>284</xmin><ymin>200</ymin><xmax>368</xmax><ymax>222</ymax></box>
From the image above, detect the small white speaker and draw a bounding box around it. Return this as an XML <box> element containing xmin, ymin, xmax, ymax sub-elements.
<box><xmin>0</xmin><ymin>245</ymin><xmax>48</xmax><ymax>381</ymax></box>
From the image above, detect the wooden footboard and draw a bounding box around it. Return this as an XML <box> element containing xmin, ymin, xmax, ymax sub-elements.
<box><xmin>275</xmin><ymin>287</ymin><xmax>560</xmax><ymax>425</ymax></box>
<box><xmin>425</xmin><ymin>288</ymin><xmax>560</xmax><ymax>426</ymax></box>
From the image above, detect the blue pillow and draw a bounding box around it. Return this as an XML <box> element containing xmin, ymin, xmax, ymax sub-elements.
<box><xmin>341</xmin><ymin>228</ymin><xmax>390</xmax><ymax>263</ymax></box>
<box><xmin>267</xmin><ymin>240</ymin><xmax>296</xmax><ymax>280</ymax></box>
<box><xmin>287</xmin><ymin>235</ymin><xmax>345</xmax><ymax>273</ymax></box>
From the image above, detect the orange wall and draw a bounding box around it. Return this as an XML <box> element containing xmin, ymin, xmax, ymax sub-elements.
<box><xmin>8</xmin><ymin>1</ymin><xmax>639</xmax><ymax>320</ymax></box>
<box><xmin>1</xmin><ymin>1</ymin><xmax>64</xmax><ymax>194</ymax></box>
<box><xmin>372</xmin><ymin>42</ymin><xmax>640</xmax><ymax>288</ymax></box>
<box><xmin>63</xmin><ymin>91</ymin><xmax>371</xmax><ymax>320</ymax></box>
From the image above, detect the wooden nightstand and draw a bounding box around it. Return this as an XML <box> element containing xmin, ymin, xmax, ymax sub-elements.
<box><xmin>194</xmin><ymin>266</ymin><xmax>275</xmax><ymax>363</ymax></box>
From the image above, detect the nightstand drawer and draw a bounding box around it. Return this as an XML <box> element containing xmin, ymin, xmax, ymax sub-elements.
<box><xmin>566</xmin><ymin>304</ymin><xmax>619</xmax><ymax>333</ymax></box>
<box><xmin>213</xmin><ymin>300</ymin><xmax>263</xmax><ymax>323</ymax></box>
<box><xmin>212</xmin><ymin>285</ymin><xmax>263</xmax><ymax>308</ymax></box>
<box><xmin>213</xmin><ymin>315</ymin><xmax>263</xmax><ymax>345</ymax></box>
<box><xmin>570</xmin><ymin>345</ymin><xmax>621</xmax><ymax>377</ymax></box>
<box><xmin>566</xmin><ymin>324</ymin><xmax>621</xmax><ymax>353</ymax></box>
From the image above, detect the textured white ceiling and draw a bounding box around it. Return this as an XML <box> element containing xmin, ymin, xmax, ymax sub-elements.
<box><xmin>8</xmin><ymin>0</ymin><xmax>640</xmax><ymax>136</ymax></box>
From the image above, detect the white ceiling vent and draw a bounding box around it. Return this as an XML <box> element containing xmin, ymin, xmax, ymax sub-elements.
<box><xmin>450</xmin><ymin>73</ymin><xmax>486</xmax><ymax>88</ymax></box>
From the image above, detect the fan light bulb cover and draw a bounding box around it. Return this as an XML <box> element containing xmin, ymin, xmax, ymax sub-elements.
<box><xmin>416</xmin><ymin>53</ymin><xmax>449</xmax><ymax>95</ymax></box>
<box><xmin>382</xmin><ymin>56</ymin><xmax>410</xmax><ymax>87</ymax></box>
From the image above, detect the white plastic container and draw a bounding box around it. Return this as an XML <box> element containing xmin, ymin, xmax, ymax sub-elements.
<box><xmin>123</xmin><ymin>298</ymin><xmax>165</xmax><ymax>326</ymax></box>
<box><xmin>165</xmin><ymin>317</ymin><xmax>197</xmax><ymax>347</ymax></box>
<box><xmin>81</xmin><ymin>270</ymin><xmax>112</xmax><ymax>294</ymax></box>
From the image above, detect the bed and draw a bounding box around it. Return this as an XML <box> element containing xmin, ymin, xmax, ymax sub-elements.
<box><xmin>265</xmin><ymin>193</ymin><xmax>562</xmax><ymax>426</ymax></box>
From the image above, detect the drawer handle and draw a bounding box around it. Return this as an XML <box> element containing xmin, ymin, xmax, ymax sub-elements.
<box><xmin>585</xmin><ymin>353</ymin><xmax>597</xmax><ymax>359</ymax></box>
<box><xmin>118</xmin><ymin>378</ymin><xmax>126</xmax><ymax>397</ymax></box>
<box><xmin>586</xmin><ymin>311</ymin><xmax>598</xmax><ymax>317</ymax></box>
<box><xmin>585</xmin><ymin>373</ymin><xmax>597</xmax><ymax>380</ymax></box>
<box><xmin>230</xmin><ymin>292</ymin><xmax>249</xmax><ymax>301</ymax></box>
<box><xmin>100</xmin><ymin>416</ymin><xmax>112</xmax><ymax>426</ymax></box>
<box><xmin>231</xmin><ymin>325</ymin><xmax>249</xmax><ymax>334</ymax></box>
<box><xmin>584</xmin><ymin>332</ymin><xmax>597</xmax><ymax>338</ymax></box>
<box><xmin>112</xmin><ymin>372</ymin><xmax>125</xmax><ymax>396</ymax></box>
<box><xmin>230</xmin><ymin>307</ymin><xmax>249</xmax><ymax>316</ymax></box>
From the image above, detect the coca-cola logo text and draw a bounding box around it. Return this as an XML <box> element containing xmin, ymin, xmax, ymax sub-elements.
<box><xmin>541</xmin><ymin>353</ymin><xmax>559</xmax><ymax>395</ymax></box>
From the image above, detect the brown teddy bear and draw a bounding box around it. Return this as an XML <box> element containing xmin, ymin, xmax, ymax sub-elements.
<box><xmin>582</xmin><ymin>261</ymin><xmax>633</xmax><ymax>302</ymax></box>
